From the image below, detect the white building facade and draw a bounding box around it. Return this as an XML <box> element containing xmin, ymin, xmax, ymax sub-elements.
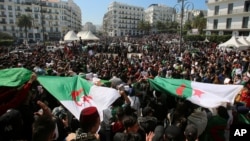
<box><xmin>206</xmin><ymin>0</ymin><xmax>250</xmax><ymax>36</ymax></box>
<box><xmin>82</xmin><ymin>22</ymin><xmax>96</xmax><ymax>33</ymax></box>
<box><xmin>0</xmin><ymin>0</ymin><xmax>81</xmax><ymax>41</ymax></box>
<box><xmin>103</xmin><ymin>1</ymin><xmax>144</xmax><ymax>37</ymax></box>
<box><xmin>144</xmin><ymin>4</ymin><xmax>174</xmax><ymax>33</ymax></box>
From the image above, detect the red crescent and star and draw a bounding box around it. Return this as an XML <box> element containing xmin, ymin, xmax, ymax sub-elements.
<box><xmin>176</xmin><ymin>84</ymin><xmax>204</xmax><ymax>98</ymax></box>
<box><xmin>71</xmin><ymin>88</ymin><xmax>92</xmax><ymax>106</ymax></box>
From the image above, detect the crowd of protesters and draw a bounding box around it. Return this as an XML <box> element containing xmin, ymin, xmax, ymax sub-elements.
<box><xmin>0</xmin><ymin>33</ymin><xmax>250</xmax><ymax>141</ymax></box>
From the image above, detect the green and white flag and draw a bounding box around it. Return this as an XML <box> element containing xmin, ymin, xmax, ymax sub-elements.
<box><xmin>0</xmin><ymin>68</ymin><xmax>32</xmax><ymax>87</ymax></box>
<box><xmin>0</xmin><ymin>68</ymin><xmax>120</xmax><ymax>120</ymax></box>
<box><xmin>38</xmin><ymin>76</ymin><xmax>120</xmax><ymax>120</ymax></box>
<box><xmin>148</xmin><ymin>77</ymin><xmax>243</xmax><ymax>108</ymax></box>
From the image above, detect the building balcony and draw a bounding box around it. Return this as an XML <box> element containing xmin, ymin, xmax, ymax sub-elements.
<box><xmin>206</xmin><ymin>0</ymin><xmax>235</xmax><ymax>4</ymax></box>
<box><xmin>0</xmin><ymin>21</ymin><xmax>7</xmax><ymax>24</ymax></box>
<box><xmin>25</xmin><ymin>9</ymin><xmax>32</xmax><ymax>12</ymax></box>
<box><xmin>206</xmin><ymin>24</ymin><xmax>249</xmax><ymax>30</ymax></box>
<box><xmin>207</xmin><ymin>9</ymin><xmax>250</xmax><ymax>17</ymax></box>
<box><xmin>24</xmin><ymin>2</ymin><xmax>32</xmax><ymax>5</ymax></box>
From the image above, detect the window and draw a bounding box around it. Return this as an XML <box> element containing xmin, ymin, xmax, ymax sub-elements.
<box><xmin>8</xmin><ymin>5</ymin><xmax>12</xmax><ymax>10</ymax></box>
<box><xmin>228</xmin><ymin>3</ymin><xmax>233</xmax><ymax>14</ymax></box>
<box><xmin>16</xmin><ymin>6</ymin><xmax>20</xmax><ymax>11</ymax></box>
<box><xmin>213</xmin><ymin>19</ymin><xmax>218</xmax><ymax>29</ymax></box>
<box><xmin>244</xmin><ymin>0</ymin><xmax>250</xmax><ymax>12</ymax></box>
<box><xmin>242</xmin><ymin>17</ymin><xmax>249</xmax><ymax>28</ymax></box>
<box><xmin>226</xmin><ymin>18</ymin><xmax>232</xmax><ymax>29</ymax></box>
<box><xmin>214</xmin><ymin>6</ymin><xmax>219</xmax><ymax>15</ymax></box>
<box><xmin>9</xmin><ymin>12</ymin><xmax>13</xmax><ymax>17</ymax></box>
<box><xmin>9</xmin><ymin>19</ymin><xmax>13</xmax><ymax>23</ymax></box>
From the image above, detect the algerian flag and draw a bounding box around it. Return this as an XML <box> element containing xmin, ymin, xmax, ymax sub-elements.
<box><xmin>0</xmin><ymin>68</ymin><xmax>32</xmax><ymax>87</ymax></box>
<box><xmin>148</xmin><ymin>77</ymin><xmax>243</xmax><ymax>108</ymax></box>
<box><xmin>38</xmin><ymin>76</ymin><xmax>120</xmax><ymax>120</ymax></box>
<box><xmin>0</xmin><ymin>68</ymin><xmax>120</xmax><ymax>120</ymax></box>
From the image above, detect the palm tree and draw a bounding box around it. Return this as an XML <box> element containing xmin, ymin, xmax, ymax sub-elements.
<box><xmin>16</xmin><ymin>14</ymin><xmax>32</xmax><ymax>39</ymax></box>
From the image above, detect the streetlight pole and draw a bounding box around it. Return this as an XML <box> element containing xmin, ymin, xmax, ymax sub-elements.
<box><xmin>174</xmin><ymin>0</ymin><xmax>194</xmax><ymax>50</ymax></box>
<box><xmin>40</xmin><ymin>0</ymin><xmax>45</xmax><ymax>42</ymax></box>
<box><xmin>180</xmin><ymin>0</ymin><xmax>184</xmax><ymax>50</ymax></box>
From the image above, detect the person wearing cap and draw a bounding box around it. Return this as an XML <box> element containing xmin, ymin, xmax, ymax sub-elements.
<box><xmin>66</xmin><ymin>106</ymin><xmax>100</xmax><ymax>141</ymax></box>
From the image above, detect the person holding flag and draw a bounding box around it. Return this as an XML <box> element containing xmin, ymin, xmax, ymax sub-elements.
<box><xmin>0</xmin><ymin>71</ymin><xmax>37</xmax><ymax>115</ymax></box>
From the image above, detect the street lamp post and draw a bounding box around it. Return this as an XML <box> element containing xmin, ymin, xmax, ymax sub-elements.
<box><xmin>40</xmin><ymin>0</ymin><xmax>45</xmax><ymax>42</ymax></box>
<box><xmin>174</xmin><ymin>0</ymin><xmax>194</xmax><ymax>50</ymax></box>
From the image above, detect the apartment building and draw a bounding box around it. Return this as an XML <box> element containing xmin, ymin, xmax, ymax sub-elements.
<box><xmin>144</xmin><ymin>4</ymin><xmax>174</xmax><ymax>33</ymax></box>
<box><xmin>206</xmin><ymin>0</ymin><xmax>250</xmax><ymax>36</ymax></box>
<box><xmin>0</xmin><ymin>0</ymin><xmax>81</xmax><ymax>41</ymax></box>
<box><xmin>103</xmin><ymin>1</ymin><xmax>144</xmax><ymax>37</ymax></box>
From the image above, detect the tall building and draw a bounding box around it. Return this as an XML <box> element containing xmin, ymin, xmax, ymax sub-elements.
<box><xmin>0</xmin><ymin>0</ymin><xmax>81</xmax><ymax>41</ymax></box>
<box><xmin>82</xmin><ymin>22</ymin><xmax>96</xmax><ymax>33</ymax></box>
<box><xmin>205</xmin><ymin>0</ymin><xmax>250</xmax><ymax>36</ymax></box>
<box><xmin>103</xmin><ymin>1</ymin><xmax>144</xmax><ymax>37</ymax></box>
<box><xmin>144</xmin><ymin>4</ymin><xmax>174</xmax><ymax>33</ymax></box>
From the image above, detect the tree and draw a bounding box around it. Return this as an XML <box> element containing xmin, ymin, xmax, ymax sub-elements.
<box><xmin>16</xmin><ymin>14</ymin><xmax>32</xmax><ymax>39</ymax></box>
<box><xmin>184</xmin><ymin>20</ymin><xmax>192</xmax><ymax>32</ymax></box>
<box><xmin>137</xmin><ymin>20</ymin><xmax>151</xmax><ymax>35</ymax></box>
<box><xmin>137</xmin><ymin>20</ymin><xmax>146</xmax><ymax>35</ymax></box>
<box><xmin>144</xmin><ymin>21</ymin><xmax>151</xmax><ymax>35</ymax></box>
<box><xmin>168</xmin><ymin>21</ymin><xmax>179</xmax><ymax>34</ymax></box>
<box><xmin>156</xmin><ymin>21</ymin><xmax>166</xmax><ymax>33</ymax></box>
<box><xmin>0</xmin><ymin>32</ymin><xmax>13</xmax><ymax>40</ymax></box>
<box><xmin>192</xmin><ymin>12</ymin><xmax>206</xmax><ymax>35</ymax></box>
